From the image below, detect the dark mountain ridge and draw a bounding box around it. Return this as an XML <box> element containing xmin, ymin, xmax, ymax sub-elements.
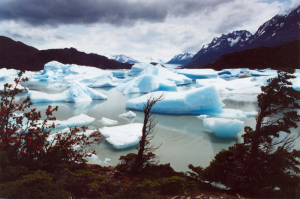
<box><xmin>203</xmin><ymin>40</ymin><xmax>300</xmax><ymax>70</ymax></box>
<box><xmin>185</xmin><ymin>5</ymin><xmax>300</xmax><ymax>69</ymax></box>
<box><xmin>0</xmin><ymin>36</ymin><xmax>132</xmax><ymax>71</ymax></box>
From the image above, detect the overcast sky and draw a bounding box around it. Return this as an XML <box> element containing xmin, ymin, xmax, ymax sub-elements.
<box><xmin>1</xmin><ymin>0</ymin><xmax>299</xmax><ymax>61</ymax></box>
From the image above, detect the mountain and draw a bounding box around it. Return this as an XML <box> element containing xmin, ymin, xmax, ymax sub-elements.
<box><xmin>104</xmin><ymin>53</ymin><xmax>139</xmax><ymax>64</ymax></box>
<box><xmin>185</xmin><ymin>5</ymin><xmax>300</xmax><ymax>69</ymax></box>
<box><xmin>140</xmin><ymin>57</ymin><xmax>166</xmax><ymax>63</ymax></box>
<box><xmin>0</xmin><ymin>36</ymin><xmax>43</xmax><ymax>71</ymax></box>
<box><xmin>166</xmin><ymin>52</ymin><xmax>194</xmax><ymax>64</ymax></box>
<box><xmin>0</xmin><ymin>36</ymin><xmax>132</xmax><ymax>71</ymax></box>
<box><xmin>203</xmin><ymin>40</ymin><xmax>300</xmax><ymax>70</ymax></box>
<box><xmin>185</xmin><ymin>30</ymin><xmax>252</xmax><ymax>68</ymax></box>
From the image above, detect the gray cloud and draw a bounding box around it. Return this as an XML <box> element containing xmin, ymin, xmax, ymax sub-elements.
<box><xmin>55</xmin><ymin>35</ymin><xmax>64</xmax><ymax>40</ymax></box>
<box><xmin>4</xmin><ymin>30</ymin><xmax>32</xmax><ymax>39</ymax></box>
<box><xmin>0</xmin><ymin>0</ymin><xmax>234</xmax><ymax>27</ymax></box>
<box><xmin>212</xmin><ymin>5</ymin><xmax>255</xmax><ymax>34</ymax></box>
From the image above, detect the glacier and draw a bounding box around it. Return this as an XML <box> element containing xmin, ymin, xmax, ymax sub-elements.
<box><xmin>100</xmin><ymin>123</ymin><xmax>143</xmax><ymax>149</ymax></box>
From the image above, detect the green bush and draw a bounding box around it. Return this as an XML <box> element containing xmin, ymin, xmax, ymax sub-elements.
<box><xmin>160</xmin><ymin>176</ymin><xmax>186</xmax><ymax>195</ymax></box>
<box><xmin>0</xmin><ymin>170</ymin><xmax>69</xmax><ymax>199</ymax></box>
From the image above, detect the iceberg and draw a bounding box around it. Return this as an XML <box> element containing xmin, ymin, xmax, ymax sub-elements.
<box><xmin>100</xmin><ymin>123</ymin><xmax>143</xmax><ymax>149</ymax></box>
<box><xmin>126</xmin><ymin>86</ymin><xmax>224</xmax><ymax>115</ymax></box>
<box><xmin>54</xmin><ymin>114</ymin><xmax>95</xmax><ymax>128</ymax></box>
<box><xmin>196</xmin><ymin>77</ymin><xmax>261</xmax><ymax>94</ymax></box>
<box><xmin>112</xmin><ymin>71</ymin><xmax>126</xmax><ymax>79</ymax></box>
<box><xmin>119</xmin><ymin>111</ymin><xmax>136</xmax><ymax>118</ymax></box>
<box><xmin>127</xmin><ymin>63</ymin><xmax>153</xmax><ymax>76</ymax></box>
<box><xmin>210</xmin><ymin>109</ymin><xmax>257</xmax><ymax>119</ymax></box>
<box><xmin>27</xmin><ymin>75</ymin><xmax>57</xmax><ymax>82</ymax></box>
<box><xmin>140</xmin><ymin>65</ymin><xmax>192</xmax><ymax>85</ymax></box>
<box><xmin>203</xmin><ymin>118</ymin><xmax>244</xmax><ymax>138</ymax></box>
<box><xmin>89</xmin><ymin>76</ymin><xmax>117</xmax><ymax>88</ymax></box>
<box><xmin>100</xmin><ymin>117</ymin><xmax>118</xmax><ymax>125</ymax></box>
<box><xmin>176</xmin><ymin>69</ymin><xmax>219</xmax><ymax>80</ymax></box>
<box><xmin>218</xmin><ymin>68</ymin><xmax>250</xmax><ymax>77</ymax></box>
<box><xmin>116</xmin><ymin>74</ymin><xmax>178</xmax><ymax>94</ymax></box>
<box><xmin>42</xmin><ymin>61</ymin><xmax>112</xmax><ymax>82</ymax></box>
<box><xmin>28</xmin><ymin>81</ymin><xmax>107</xmax><ymax>103</ymax></box>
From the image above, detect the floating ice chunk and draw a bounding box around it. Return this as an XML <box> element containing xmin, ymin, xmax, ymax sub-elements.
<box><xmin>28</xmin><ymin>81</ymin><xmax>107</xmax><ymax>103</ymax></box>
<box><xmin>119</xmin><ymin>111</ymin><xmax>136</xmax><ymax>118</ymax></box>
<box><xmin>43</xmin><ymin>61</ymin><xmax>112</xmax><ymax>81</ymax></box>
<box><xmin>28</xmin><ymin>75</ymin><xmax>57</xmax><ymax>82</ymax></box>
<box><xmin>90</xmin><ymin>76</ymin><xmax>117</xmax><ymax>87</ymax></box>
<box><xmin>100</xmin><ymin>123</ymin><xmax>143</xmax><ymax>149</ymax></box>
<box><xmin>112</xmin><ymin>71</ymin><xmax>126</xmax><ymax>78</ymax></box>
<box><xmin>54</xmin><ymin>114</ymin><xmax>95</xmax><ymax>128</ymax></box>
<box><xmin>140</xmin><ymin>65</ymin><xmax>192</xmax><ymax>85</ymax></box>
<box><xmin>219</xmin><ymin>74</ymin><xmax>231</xmax><ymax>78</ymax></box>
<box><xmin>85</xmin><ymin>153</ymin><xmax>101</xmax><ymax>164</ymax></box>
<box><xmin>250</xmin><ymin>69</ymin><xmax>277</xmax><ymax>76</ymax></box>
<box><xmin>0</xmin><ymin>76</ymin><xmax>26</xmax><ymax>92</ymax></box>
<box><xmin>103</xmin><ymin>158</ymin><xmax>111</xmax><ymax>164</ymax></box>
<box><xmin>116</xmin><ymin>74</ymin><xmax>178</xmax><ymax>94</ymax></box>
<box><xmin>203</xmin><ymin>118</ymin><xmax>244</xmax><ymax>138</ymax></box>
<box><xmin>126</xmin><ymin>86</ymin><xmax>224</xmax><ymax>115</ymax></box>
<box><xmin>211</xmin><ymin>109</ymin><xmax>257</xmax><ymax>119</ymax></box>
<box><xmin>176</xmin><ymin>69</ymin><xmax>219</xmax><ymax>80</ymax></box>
<box><xmin>77</xmin><ymin>129</ymin><xmax>98</xmax><ymax>136</ymax></box>
<box><xmin>100</xmin><ymin>117</ymin><xmax>118</xmax><ymax>125</ymax></box>
<box><xmin>128</xmin><ymin>63</ymin><xmax>153</xmax><ymax>76</ymax></box>
<box><xmin>197</xmin><ymin>115</ymin><xmax>209</xmax><ymax>120</ymax></box>
<box><xmin>218</xmin><ymin>68</ymin><xmax>250</xmax><ymax>77</ymax></box>
<box><xmin>196</xmin><ymin>77</ymin><xmax>261</xmax><ymax>94</ymax></box>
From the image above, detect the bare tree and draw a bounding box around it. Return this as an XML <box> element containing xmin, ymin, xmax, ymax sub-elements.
<box><xmin>131</xmin><ymin>94</ymin><xmax>164</xmax><ymax>174</ymax></box>
<box><xmin>119</xmin><ymin>93</ymin><xmax>164</xmax><ymax>174</ymax></box>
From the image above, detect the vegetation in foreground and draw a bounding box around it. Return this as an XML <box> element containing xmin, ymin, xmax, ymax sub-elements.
<box><xmin>0</xmin><ymin>69</ymin><xmax>299</xmax><ymax>198</ymax></box>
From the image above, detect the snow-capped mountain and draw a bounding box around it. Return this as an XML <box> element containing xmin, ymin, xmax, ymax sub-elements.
<box><xmin>140</xmin><ymin>57</ymin><xmax>166</xmax><ymax>63</ymax></box>
<box><xmin>166</xmin><ymin>52</ymin><xmax>194</xmax><ymax>64</ymax></box>
<box><xmin>104</xmin><ymin>53</ymin><xmax>139</xmax><ymax>64</ymax></box>
<box><xmin>186</xmin><ymin>30</ymin><xmax>252</xmax><ymax>68</ymax></box>
<box><xmin>247</xmin><ymin>5</ymin><xmax>300</xmax><ymax>48</ymax></box>
<box><xmin>185</xmin><ymin>5</ymin><xmax>300</xmax><ymax>68</ymax></box>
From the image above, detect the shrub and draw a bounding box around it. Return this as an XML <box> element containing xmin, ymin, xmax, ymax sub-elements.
<box><xmin>160</xmin><ymin>176</ymin><xmax>186</xmax><ymax>195</ymax></box>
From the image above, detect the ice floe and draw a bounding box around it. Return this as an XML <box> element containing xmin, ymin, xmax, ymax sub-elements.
<box><xmin>126</xmin><ymin>86</ymin><xmax>224</xmax><ymax>115</ymax></box>
<box><xmin>119</xmin><ymin>111</ymin><xmax>136</xmax><ymax>118</ymax></box>
<box><xmin>100</xmin><ymin>117</ymin><xmax>118</xmax><ymax>125</ymax></box>
<box><xmin>54</xmin><ymin>114</ymin><xmax>95</xmax><ymax>128</ymax></box>
<box><xmin>28</xmin><ymin>81</ymin><xmax>107</xmax><ymax>103</ymax></box>
<box><xmin>100</xmin><ymin>123</ymin><xmax>143</xmax><ymax>149</ymax></box>
<box><xmin>116</xmin><ymin>74</ymin><xmax>178</xmax><ymax>94</ymax></box>
<box><xmin>127</xmin><ymin>63</ymin><xmax>153</xmax><ymax>76</ymax></box>
<box><xmin>196</xmin><ymin>77</ymin><xmax>261</xmax><ymax>94</ymax></box>
<box><xmin>140</xmin><ymin>64</ymin><xmax>192</xmax><ymax>85</ymax></box>
<box><xmin>203</xmin><ymin>118</ymin><xmax>244</xmax><ymax>138</ymax></box>
<box><xmin>176</xmin><ymin>69</ymin><xmax>219</xmax><ymax>80</ymax></box>
<box><xmin>112</xmin><ymin>71</ymin><xmax>126</xmax><ymax>78</ymax></box>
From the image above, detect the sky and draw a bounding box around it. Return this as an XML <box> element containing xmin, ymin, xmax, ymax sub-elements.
<box><xmin>0</xmin><ymin>0</ymin><xmax>299</xmax><ymax>62</ymax></box>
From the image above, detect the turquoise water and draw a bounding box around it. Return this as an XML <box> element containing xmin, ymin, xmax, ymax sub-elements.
<box><xmin>20</xmin><ymin>76</ymin><xmax>299</xmax><ymax>172</ymax></box>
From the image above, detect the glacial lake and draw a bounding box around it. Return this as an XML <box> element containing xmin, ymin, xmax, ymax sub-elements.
<box><xmin>20</xmin><ymin>72</ymin><xmax>300</xmax><ymax>172</ymax></box>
